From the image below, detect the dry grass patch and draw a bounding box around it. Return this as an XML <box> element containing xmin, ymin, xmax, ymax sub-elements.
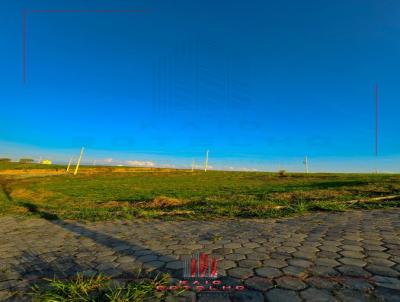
<box><xmin>145</xmin><ymin>196</ymin><xmax>187</xmax><ymax>208</ymax></box>
<box><xmin>268</xmin><ymin>190</ymin><xmax>350</xmax><ymax>202</ymax></box>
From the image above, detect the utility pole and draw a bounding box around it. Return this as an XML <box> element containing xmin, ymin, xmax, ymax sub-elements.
<box><xmin>191</xmin><ymin>160</ymin><xmax>195</xmax><ymax>172</ymax></box>
<box><xmin>66</xmin><ymin>158</ymin><xmax>73</xmax><ymax>172</ymax></box>
<box><xmin>375</xmin><ymin>84</ymin><xmax>379</xmax><ymax>174</ymax></box>
<box><xmin>74</xmin><ymin>147</ymin><xmax>84</xmax><ymax>175</ymax></box>
<box><xmin>303</xmin><ymin>156</ymin><xmax>309</xmax><ymax>174</ymax></box>
<box><xmin>204</xmin><ymin>150</ymin><xmax>209</xmax><ymax>172</ymax></box>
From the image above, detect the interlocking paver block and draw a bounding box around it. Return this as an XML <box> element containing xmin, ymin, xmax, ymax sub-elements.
<box><xmin>275</xmin><ymin>276</ymin><xmax>307</xmax><ymax>290</ymax></box>
<box><xmin>217</xmin><ymin>260</ymin><xmax>237</xmax><ymax>270</ymax></box>
<box><xmin>246</xmin><ymin>252</ymin><xmax>270</xmax><ymax>261</ymax></box>
<box><xmin>263</xmin><ymin>259</ymin><xmax>287</xmax><ymax>269</ymax></box>
<box><xmin>338</xmin><ymin>257</ymin><xmax>366</xmax><ymax>267</ymax></box>
<box><xmin>372</xmin><ymin>275</ymin><xmax>400</xmax><ymax>290</ymax></box>
<box><xmin>255</xmin><ymin>267</ymin><xmax>282</xmax><ymax>278</ymax></box>
<box><xmin>339</xmin><ymin>251</ymin><xmax>365</xmax><ymax>259</ymax></box>
<box><xmin>315</xmin><ymin>258</ymin><xmax>340</xmax><ymax>267</ymax></box>
<box><xmin>244</xmin><ymin>276</ymin><xmax>273</xmax><ymax>291</ymax></box>
<box><xmin>197</xmin><ymin>293</ymin><xmax>231</xmax><ymax>302</ymax></box>
<box><xmin>340</xmin><ymin>277</ymin><xmax>374</xmax><ymax>291</ymax></box>
<box><xmin>365</xmin><ymin>264</ymin><xmax>400</xmax><ymax>278</ymax></box>
<box><xmin>300</xmin><ymin>287</ymin><xmax>337</xmax><ymax>302</ymax></box>
<box><xmin>165</xmin><ymin>261</ymin><xmax>183</xmax><ymax>270</ymax></box>
<box><xmin>230</xmin><ymin>290</ymin><xmax>264</xmax><ymax>302</ymax></box>
<box><xmin>374</xmin><ymin>287</ymin><xmax>400</xmax><ymax>302</ymax></box>
<box><xmin>238</xmin><ymin>260</ymin><xmax>261</xmax><ymax>268</ymax></box>
<box><xmin>289</xmin><ymin>258</ymin><xmax>313</xmax><ymax>268</ymax></box>
<box><xmin>306</xmin><ymin>276</ymin><xmax>339</xmax><ymax>289</ymax></box>
<box><xmin>337</xmin><ymin>265</ymin><xmax>371</xmax><ymax>278</ymax></box>
<box><xmin>334</xmin><ymin>289</ymin><xmax>373</xmax><ymax>302</ymax></box>
<box><xmin>282</xmin><ymin>265</ymin><xmax>308</xmax><ymax>278</ymax></box>
<box><xmin>264</xmin><ymin>288</ymin><xmax>302</xmax><ymax>302</ymax></box>
<box><xmin>366</xmin><ymin>257</ymin><xmax>395</xmax><ymax>267</ymax></box>
<box><xmin>227</xmin><ymin>267</ymin><xmax>254</xmax><ymax>279</ymax></box>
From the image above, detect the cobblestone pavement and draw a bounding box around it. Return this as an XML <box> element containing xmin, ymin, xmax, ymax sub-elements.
<box><xmin>1</xmin><ymin>209</ymin><xmax>400</xmax><ymax>301</ymax></box>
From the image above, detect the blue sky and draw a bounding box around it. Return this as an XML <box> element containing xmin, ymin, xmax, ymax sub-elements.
<box><xmin>0</xmin><ymin>0</ymin><xmax>399</xmax><ymax>172</ymax></box>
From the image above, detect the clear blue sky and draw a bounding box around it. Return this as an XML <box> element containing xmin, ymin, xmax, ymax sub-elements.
<box><xmin>1</xmin><ymin>0</ymin><xmax>399</xmax><ymax>172</ymax></box>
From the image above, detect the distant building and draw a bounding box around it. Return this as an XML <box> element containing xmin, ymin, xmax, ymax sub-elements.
<box><xmin>41</xmin><ymin>160</ymin><xmax>52</xmax><ymax>165</ymax></box>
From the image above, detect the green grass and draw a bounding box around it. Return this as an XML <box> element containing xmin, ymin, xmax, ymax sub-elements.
<box><xmin>30</xmin><ymin>273</ymin><xmax>174</xmax><ymax>302</ymax></box>
<box><xmin>0</xmin><ymin>163</ymin><xmax>399</xmax><ymax>220</ymax></box>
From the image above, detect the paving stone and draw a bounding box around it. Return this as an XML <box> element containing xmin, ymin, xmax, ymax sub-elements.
<box><xmin>374</xmin><ymin>287</ymin><xmax>400</xmax><ymax>302</ymax></box>
<box><xmin>138</xmin><ymin>254</ymin><xmax>158</xmax><ymax>263</ymax></box>
<box><xmin>334</xmin><ymin>289</ymin><xmax>373</xmax><ymax>302</ymax></box>
<box><xmin>165</xmin><ymin>261</ymin><xmax>183</xmax><ymax>270</ymax></box>
<box><xmin>339</xmin><ymin>251</ymin><xmax>365</xmax><ymax>259</ymax></box>
<box><xmin>223</xmin><ymin>243</ymin><xmax>242</xmax><ymax>249</ymax></box>
<box><xmin>336</xmin><ymin>265</ymin><xmax>371</xmax><ymax>277</ymax></box>
<box><xmin>341</xmin><ymin>245</ymin><xmax>363</xmax><ymax>252</ymax></box>
<box><xmin>292</xmin><ymin>251</ymin><xmax>317</xmax><ymax>260</ymax></box>
<box><xmin>365</xmin><ymin>264</ymin><xmax>400</xmax><ymax>277</ymax></box>
<box><xmin>315</xmin><ymin>258</ymin><xmax>340</xmax><ymax>267</ymax></box>
<box><xmin>372</xmin><ymin>275</ymin><xmax>400</xmax><ymax>290</ymax></box>
<box><xmin>340</xmin><ymin>277</ymin><xmax>374</xmax><ymax>291</ymax></box>
<box><xmin>244</xmin><ymin>276</ymin><xmax>273</xmax><ymax>291</ymax></box>
<box><xmin>255</xmin><ymin>267</ymin><xmax>282</xmax><ymax>278</ymax></box>
<box><xmin>225</xmin><ymin>254</ymin><xmax>246</xmax><ymax>261</ymax></box>
<box><xmin>96</xmin><ymin>263</ymin><xmax>119</xmax><ymax>271</ymax></box>
<box><xmin>197</xmin><ymin>293</ymin><xmax>231</xmax><ymax>302</ymax></box>
<box><xmin>242</xmin><ymin>242</ymin><xmax>260</xmax><ymax>249</ymax></box>
<box><xmin>263</xmin><ymin>259</ymin><xmax>287</xmax><ymax>269</ymax></box>
<box><xmin>306</xmin><ymin>276</ymin><xmax>340</xmax><ymax>289</ymax></box>
<box><xmin>275</xmin><ymin>246</ymin><xmax>297</xmax><ymax>253</ymax></box>
<box><xmin>282</xmin><ymin>265</ymin><xmax>309</xmax><ymax>278</ymax></box>
<box><xmin>338</xmin><ymin>257</ymin><xmax>366</xmax><ymax>267</ymax></box>
<box><xmin>218</xmin><ymin>260</ymin><xmax>237</xmax><ymax>270</ymax></box>
<box><xmin>238</xmin><ymin>260</ymin><xmax>261</xmax><ymax>268</ymax></box>
<box><xmin>233</xmin><ymin>247</ymin><xmax>255</xmax><ymax>254</ymax></box>
<box><xmin>367</xmin><ymin>250</ymin><xmax>390</xmax><ymax>258</ymax></box>
<box><xmin>318</xmin><ymin>251</ymin><xmax>340</xmax><ymax>259</ymax></box>
<box><xmin>264</xmin><ymin>288</ymin><xmax>302</xmax><ymax>302</ymax></box>
<box><xmin>362</xmin><ymin>239</ymin><xmax>382</xmax><ymax>245</ymax></box>
<box><xmin>269</xmin><ymin>252</ymin><xmax>291</xmax><ymax>260</ymax></box>
<box><xmin>275</xmin><ymin>276</ymin><xmax>307</xmax><ymax>290</ymax></box>
<box><xmin>143</xmin><ymin>261</ymin><xmax>164</xmax><ymax>270</ymax></box>
<box><xmin>288</xmin><ymin>258</ymin><xmax>313</xmax><ymax>268</ymax></box>
<box><xmin>319</xmin><ymin>245</ymin><xmax>341</xmax><ymax>252</ymax></box>
<box><xmin>212</xmin><ymin>248</ymin><xmax>234</xmax><ymax>255</ymax></box>
<box><xmin>246</xmin><ymin>252</ymin><xmax>270</xmax><ymax>261</ymax></box>
<box><xmin>231</xmin><ymin>290</ymin><xmax>264</xmax><ymax>302</ymax></box>
<box><xmin>366</xmin><ymin>257</ymin><xmax>395</xmax><ymax>267</ymax></box>
<box><xmin>363</xmin><ymin>245</ymin><xmax>386</xmax><ymax>252</ymax></box>
<box><xmin>300</xmin><ymin>287</ymin><xmax>337</xmax><ymax>302</ymax></box>
<box><xmin>227</xmin><ymin>267</ymin><xmax>254</xmax><ymax>279</ymax></box>
<box><xmin>166</xmin><ymin>291</ymin><xmax>196</xmax><ymax>302</ymax></box>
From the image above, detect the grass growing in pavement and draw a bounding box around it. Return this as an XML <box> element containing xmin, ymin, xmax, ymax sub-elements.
<box><xmin>0</xmin><ymin>163</ymin><xmax>399</xmax><ymax>220</ymax></box>
<box><xmin>30</xmin><ymin>273</ymin><xmax>173</xmax><ymax>302</ymax></box>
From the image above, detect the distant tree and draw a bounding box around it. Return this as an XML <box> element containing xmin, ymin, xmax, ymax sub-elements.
<box><xmin>0</xmin><ymin>158</ymin><xmax>11</xmax><ymax>162</ymax></box>
<box><xmin>19</xmin><ymin>158</ymin><xmax>34</xmax><ymax>163</ymax></box>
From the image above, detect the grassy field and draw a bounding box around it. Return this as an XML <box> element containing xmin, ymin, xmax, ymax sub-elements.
<box><xmin>0</xmin><ymin>162</ymin><xmax>399</xmax><ymax>220</ymax></box>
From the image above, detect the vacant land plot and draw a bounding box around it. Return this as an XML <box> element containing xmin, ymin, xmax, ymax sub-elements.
<box><xmin>0</xmin><ymin>163</ymin><xmax>399</xmax><ymax>220</ymax></box>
